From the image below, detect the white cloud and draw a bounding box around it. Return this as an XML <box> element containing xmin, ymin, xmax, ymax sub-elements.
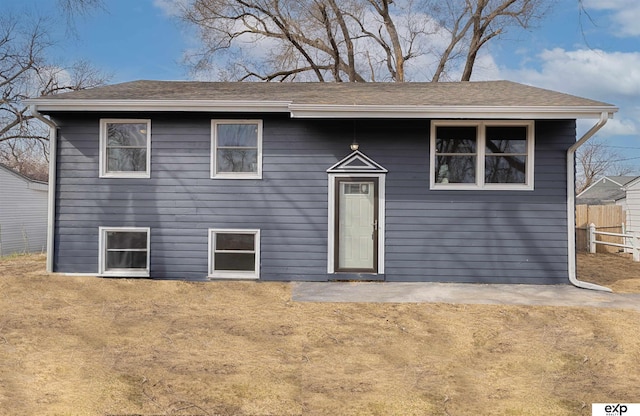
<box><xmin>467</xmin><ymin>53</ymin><xmax>502</xmax><ymax>81</ymax></box>
<box><xmin>153</xmin><ymin>0</ymin><xmax>188</xmax><ymax>17</ymax></box>
<box><xmin>578</xmin><ymin>118</ymin><xmax>638</xmax><ymax>137</ymax></box>
<box><xmin>500</xmin><ymin>48</ymin><xmax>640</xmax><ymax>119</ymax></box>
<box><xmin>503</xmin><ymin>48</ymin><xmax>640</xmax><ymax>100</ymax></box>
<box><xmin>497</xmin><ymin>47</ymin><xmax>640</xmax><ymax>139</ymax></box>
<box><xmin>582</xmin><ymin>0</ymin><xmax>640</xmax><ymax>37</ymax></box>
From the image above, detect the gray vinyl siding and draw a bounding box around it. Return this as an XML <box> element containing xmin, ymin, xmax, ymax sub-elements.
<box><xmin>0</xmin><ymin>167</ymin><xmax>48</xmax><ymax>256</ymax></box>
<box><xmin>384</xmin><ymin>119</ymin><xmax>571</xmax><ymax>283</ymax></box>
<box><xmin>51</xmin><ymin>113</ymin><xmax>572</xmax><ymax>283</ymax></box>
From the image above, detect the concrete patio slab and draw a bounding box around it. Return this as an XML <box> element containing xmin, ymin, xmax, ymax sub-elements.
<box><xmin>291</xmin><ymin>282</ymin><xmax>640</xmax><ymax>311</ymax></box>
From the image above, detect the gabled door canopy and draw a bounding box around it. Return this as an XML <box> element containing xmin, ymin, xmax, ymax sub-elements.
<box><xmin>327</xmin><ymin>150</ymin><xmax>388</xmax><ymax>173</ymax></box>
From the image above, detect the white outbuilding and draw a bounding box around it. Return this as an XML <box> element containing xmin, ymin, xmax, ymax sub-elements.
<box><xmin>0</xmin><ymin>163</ymin><xmax>48</xmax><ymax>256</ymax></box>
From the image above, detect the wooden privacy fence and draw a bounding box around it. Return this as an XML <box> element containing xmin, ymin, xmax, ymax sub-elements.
<box><xmin>576</xmin><ymin>204</ymin><xmax>625</xmax><ymax>253</ymax></box>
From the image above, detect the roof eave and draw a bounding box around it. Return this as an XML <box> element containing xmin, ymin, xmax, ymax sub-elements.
<box><xmin>25</xmin><ymin>99</ymin><xmax>618</xmax><ymax>119</ymax></box>
<box><xmin>24</xmin><ymin>99</ymin><xmax>293</xmax><ymax>113</ymax></box>
<box><xmin>622</xmin><ymin>176</ymin><xmax>640</xmax><ymax>190</ymax></box>
<box><xmin>288</xmin><ymin>104</ymin><xmax>619</xmax><ymax>119</ymax></box>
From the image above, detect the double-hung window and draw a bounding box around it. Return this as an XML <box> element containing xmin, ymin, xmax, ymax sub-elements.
<box><xmin>208</xmin><ymin>229</ymin><xmax>260</xmax><ymax>279</ymax></box>
<box><xmin>99</xmin><ymin>227</ymin><xmax>150</xmax><ymax>277</ymax></box>
<box><xmin>100</xmin><ymin>119</ymin><xmax>151</xmax><ymax>178</ymax></box>
<box><xmin>430</xmin><ymin>121</ymin><xmax>534</xmax><ymax>190</ymax></box>
<box><xmin>211</xmin><ymin>120</ymin><xmax>262</xmax><ymax>179</ymax></box>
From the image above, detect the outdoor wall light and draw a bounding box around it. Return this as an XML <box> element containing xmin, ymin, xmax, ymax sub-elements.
<box><xmin>351</xmin><ymin>120</ymin><xmax>359</xmax><ymax>151</ymax></box>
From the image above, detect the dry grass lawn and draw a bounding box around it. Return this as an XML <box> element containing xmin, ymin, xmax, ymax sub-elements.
<box><xmin>577</xmin><ymin>252</ymin><xmax>640</xmax><ymax>293</ymax></box>
<box><xmin>0</xmin><ymin>253</ymin><xmax>639</xmax><ymax>415</ymax></box>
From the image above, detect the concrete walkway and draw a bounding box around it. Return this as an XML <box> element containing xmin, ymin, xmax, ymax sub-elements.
<box><xmin>292</xmin><ymin>282</ymin><xmax>640</xmax><ymax>311</ymax></box>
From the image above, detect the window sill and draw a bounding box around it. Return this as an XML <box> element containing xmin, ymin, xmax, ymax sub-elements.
<box><xmin>208</xmin><ymin>273</ymin><xmax>259</xmax><ymax>280</ymax></box>
<box><xmin>210</xmin><ymin>174</ymin><xmax>262</xmax><ymax>180</ymax></box>
<box><xmin>100</xmin><ymin>270</ymin><xmax>150</xmax><ymax>278</ymax></box>
<box><xmin>430</xmin><ymin>183</ymin><xmax>534</xmax><ymax>191</ymax></box>
<box><xmin>100</xmin><ymin>172</ymin><xmax>151</xmax><ymax>179</ymax></box>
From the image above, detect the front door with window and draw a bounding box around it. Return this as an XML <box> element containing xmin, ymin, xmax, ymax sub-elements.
<box><xmin>335</xmin><ymin>178</ymin><xmax>378</xmax><ymax>273</ymax></box>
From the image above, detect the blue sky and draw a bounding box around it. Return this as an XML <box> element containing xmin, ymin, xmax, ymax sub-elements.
<box><xmin>5</xmin><ymin>0</ymin><xmax>640</xmax><ymax>168</ymax></box>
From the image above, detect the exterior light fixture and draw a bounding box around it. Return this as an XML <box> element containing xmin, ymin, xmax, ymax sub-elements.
<box><xmin>350</xmin><ymin>120</ymin><xmax>359</xmax><ymax>151</ymax></box>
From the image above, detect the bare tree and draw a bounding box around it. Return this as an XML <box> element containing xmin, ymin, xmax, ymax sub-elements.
<box><xmin>179</xmin><ymin>0</ymin><xmax>548</xmax><ymax>82</ymax></box>
<box><xmin>433</xmin><ymin>0</ymin><xmax>544</xmax><ymax>81</ymax></box>
<box><xmin>0</xmin><ymin>140</ymin><xmax>49</xmax><ymax>182</ymax></box>
<box><xmin>57</xmin><ymin>0</ymin><xmax>106</xmax><ymax>33</ymax></box>
<box><xmin>576</xmin><ymin>138</ymin><xmax>634</xmax><ymax>194</ymax></box>
<box><xmin>0</xmin><ymin>7</ymin><xmax>110</xmax><ymax>179</ymax></box>
<box><xmin>58</xmin><ymin>0</ymin><xmax>105</xmax><ymax>17</ymax></box>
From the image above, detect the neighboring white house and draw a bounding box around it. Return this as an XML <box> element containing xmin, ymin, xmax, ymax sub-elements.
<box><xmin>621</xmin><ymin>176</ymin><xmax>640</xmax><ymax>237</ymax></box>
<box><xmin>0</xmin><ymin>163</ymin><xmax>48</xmax><ymax>256</ymax></box>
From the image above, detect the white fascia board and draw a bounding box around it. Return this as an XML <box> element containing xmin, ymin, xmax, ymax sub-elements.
<box><xmin>25</xmin><ymin>99</ymin><xmax>292</xmax><ymax>113</ymax></box>
<box><xmin>289</xmin><ymin>105</ymin><xmax>618</xmax><ymax>119</ymax></box>
<box><xmin>622</xmin><ymin>176</ymin><xmax>640</xmax><ymax>191</ymax></box>
<box><xmin>27</xmin><ymin>181</ymin><xmax>49</xmax><ymax>191</ymax></box>
<box><xmin>26</xmin><ymin>99</ymin><xmax>618</xmax><ymax>119</ymax></box>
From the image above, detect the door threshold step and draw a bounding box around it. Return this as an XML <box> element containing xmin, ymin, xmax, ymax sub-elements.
<box><xmin>329</xmin><ymin>273</ymin><xmax>385</xmax><ymax>282</ymax></box>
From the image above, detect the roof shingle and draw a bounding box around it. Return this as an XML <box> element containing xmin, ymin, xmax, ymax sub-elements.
<box><xmin>35</xmin><ymin>80</ymin><xmax>614</xmax><ymax>108</ymax></box>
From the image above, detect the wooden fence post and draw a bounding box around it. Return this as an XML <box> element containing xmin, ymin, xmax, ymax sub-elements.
<box><xmin>589</xmin><ymin>223</ymin><xmax>597</xmax><ymax>254</ymax></box>
<box><xmin>633</xmin><ymin>234</ymin><xmax>640</xmax><ymax>262</ymax></box>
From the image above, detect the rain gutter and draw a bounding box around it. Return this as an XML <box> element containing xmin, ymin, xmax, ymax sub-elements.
<box><xmin>29</xmin><ymin>105</ymin><xmax>57</xmax><ymax>273</ymax></box>
<box><xmin>567</xmin><ymin>111</ymin><xmax>613</xmax><ymax>291</ymax></box>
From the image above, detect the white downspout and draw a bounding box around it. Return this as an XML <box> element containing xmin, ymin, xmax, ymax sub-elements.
<box><xmin>567</xmin><ymin>111</ymin><xmax>612</xmax><ymax>291</ymax></box>
<box><xmin>29</xmin><ymin>105</ymin><xmax>57</xmax><ymax>273</ymax></box>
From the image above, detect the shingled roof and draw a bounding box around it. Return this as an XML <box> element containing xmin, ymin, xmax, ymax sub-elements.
<box><xmin>28</xmin><ymin>80</ymin><xmax>617</xmax><ymax>119</ymax></box>
<box><xmin>576</xmin><ymin>175</ymin><xmax>640</xmax><ymax>205</ymax></box>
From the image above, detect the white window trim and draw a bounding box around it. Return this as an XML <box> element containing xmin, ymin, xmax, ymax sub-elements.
<box><xmin>327</xmin><ymin>173</ymin><xmax>386</xmax><ymax>274</ymax></box>
<box><xmin>99</xmin><ymin>119</ymin><xmax>151</xmax><ymax>178</ymax></box>
<box><xmin>98</xmin><ymin>227</ymin><xmax>150</xmax><ymax>277</ymax></box>
<box><xmin>208</xmin><ymin>229</ymin><xmax>260</xmax><ymax>279</ymax></box>
<box><xmin>211</xmin><ymin>120</ymin><xmax>263</xmax><ymax>179</ymax></box>
<box><xmin>430</xmin><ymin>120</ymin><xmax>535</xmax><ymax>190</ymax></box>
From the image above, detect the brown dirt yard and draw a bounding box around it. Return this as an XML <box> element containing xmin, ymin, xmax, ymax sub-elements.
<box><xmin>0</xmin><ymin>253</ymin><xmax>639</xmax><ymax>416</ymax></box>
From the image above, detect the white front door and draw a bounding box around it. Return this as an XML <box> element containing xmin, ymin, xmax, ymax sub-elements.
<box><xmin>336</xmin><ymin>179</ymin><xmax>378</xmax><ymax>272</ymax></box>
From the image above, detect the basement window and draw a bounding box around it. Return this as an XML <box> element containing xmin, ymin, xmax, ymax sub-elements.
<box><xmin>208</xmin><ymin>229</ymin><xmax>260</xmax><ymax>279</ymax></box>
<box><xmin>99</xmin><ymin>227</ymin><xmax>150</xmax><ymax>277</ymax></box>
